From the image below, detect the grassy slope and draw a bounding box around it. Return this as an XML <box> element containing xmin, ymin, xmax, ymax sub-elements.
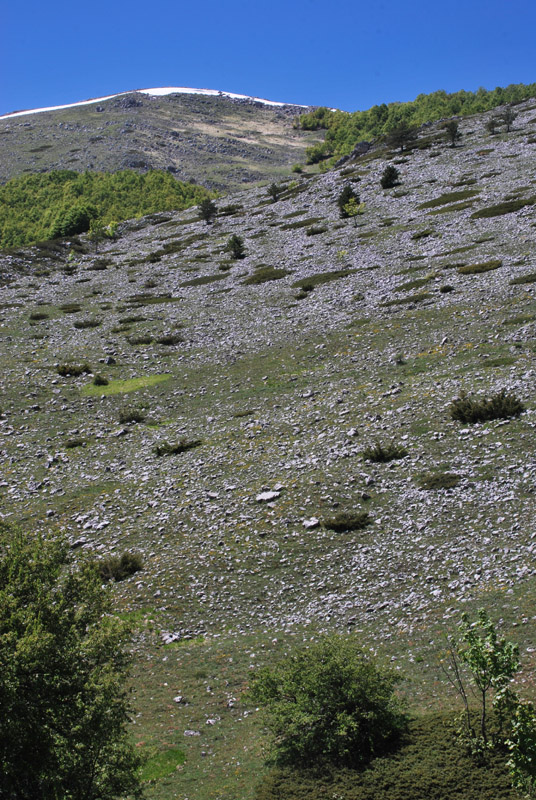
<box><xmin>1</xmin><ymin>100</ymin><xmax>536</xmax><ymax>798</ymax></box>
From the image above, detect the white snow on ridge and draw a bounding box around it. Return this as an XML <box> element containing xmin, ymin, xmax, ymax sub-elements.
<box><xmin>0</xmin><ymin>87</ymin><xmax>308</xmax><ymax>120</ymax></box>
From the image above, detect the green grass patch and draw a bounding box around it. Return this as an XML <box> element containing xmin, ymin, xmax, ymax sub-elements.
<box><xmin>243</xmin><ymin>266</ymin><xmax>291</xmax><ymax>285</ymax></box>
<box><xmin>510</xmin><ymin>271</ymin><xmax>536</xmax><ymax>285</ymax></box>
<box><xmin>291</xmin><ymin>269</ymin><xmax>357</xmax><ymax>292</ymax></box>
<box><xmin>428</xmin><ymin>200</ymin><xmax>477</xmax><ymax>215</ymax></box>
<box><xmin>381</xmin><ymin>291</ymin><xmax>432</xmax><ymax>307</ymax></box>
<box><xmin>279</xmin><ymin>216</ymin><xmax>323</xmax><ymax>231</ymax></box>
<box><xmin>457</xmin><ymin>259</ymin><xmax>502</xmax><ymax>275</ymax></box>
<box><xmin>140</xmin><ymin>746</ymin><xmax>186</xmax><ymax>782</ymax></box>
<box><xmin>180</xmin><ymin>273</ymin><xmax>227</xmax><ymax>288</ymax></box>
<box><xmin>81</xmin><ymin>374</ymin><xmax>171</xmax><ymax>396</ymax></box>
<box><xmin>418</xmin><ymin>188</ymin><xmax>480</xmax><ymax>209</ymax></box>
<box><xmin>470</xmin><ymin>196</ymin><xmax>536</xmax><ymax>218</ymax></box>
<box><xmin>395</xmin><ymin>276</ymin><xmax>431</xmax><ymax>292</ymax></box>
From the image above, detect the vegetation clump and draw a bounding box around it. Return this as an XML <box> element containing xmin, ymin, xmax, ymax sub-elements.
<box><xmin>449</xmin><ymin>389</ymin><xmax>525</xmax><ymax>423</ymax></box>
<box><xmin>380</xmin><ymin>165</ymin><xmax>400</xmax><ymax>189</ymax></box>
<box><xmin>510</xmin><ymin>271</ymin><xmax>536</xmax><ymax>285</ymax></box>
<box><xmin>249</xmin><ymin>634</ymin><xmax>407</xmax><ymax>768</ymax></box>
<box><xmin>92</xmin><ymin>374</ymin><xmax>109</xmax><ymax>386</ymax></box>
<box><xmin>226</xmin><ymin>234</ymin><xmax>246</xmax><ymax>260</ymax></box>
<box><xmin>118</xmin><ymin>408</ymin><xmax>146</xmax><ymax>424</ymax></box>
<box><xmin>242</xmin><ymin>266</ymin><xmax>290</xmax><ymax>285</ymax></box>
<box><xmin>98</xmin><ymin>551</ymin><xmax>144</xmax><ymax>583</ymax></box>
<box><xmin>417</xmin><ymin>472</ymin><xmax>460</xmax><ymax>490</ymax></box>
<box><xmin>56</xmin><ymin>363</ymin><xmax>91</xmax><ymax>377</ymax></box>
<box><xmin>362</xmin><ymin>441</ymin><xmax>408</xmax><ymax>462</ymax></box>
<box><xmin>337</xmin><ymin>185</ymin><xmax>360</xmax><ymax>219</ymax></box>
<box><xmin>322</xmin><ymin>511</ymin><xmax>372</xmax><ymax>532</ymax></box>
<box><xmin>458</xmin><ymin>259</ymin><xmax>502</xmax><ymax>275</ymax></box>
<box><xmin>154</xmin><ymin>439</ymin><xmax>201</xmax><ymax>456</ymax></box>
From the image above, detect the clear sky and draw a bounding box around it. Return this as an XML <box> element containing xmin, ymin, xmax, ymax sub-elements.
<box><xmin>1</xmin><ymin>0</ymin><xmax>535</xmax><ymax>117</ymax></box>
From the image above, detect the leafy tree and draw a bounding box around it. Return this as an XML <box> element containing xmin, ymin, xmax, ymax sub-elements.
<box><xmin>0</xmin><ymin>524</ymin><xmax>143</xmax><ymax>800</ymax></box>
<box><xmin>444</xmin><ymin>120</ymin><xmax>462</xmax><ymax>147</ymax></box>
<box><xmin>500</xmin><ymin>106</ymin><xmax>517</xmax><ymax>132</ymax></box>
<box><xmin>385</xmin><ymin>124</ymin><xmax>418</xmax><ymax>152</ymax></box>
<box><xmin>88</xmin><ymin>218</ymin><xmax>107</xmax><ymax>253</ymax></box>
<box><xmin>486</xmin><ymin>117</ymin><xmax>500</xmax><ymax>135</ymax></box>
<box><xmin>343</xmin><ymin>198</ymin><xmax>366</xmax><ymax>225</ymax></box>
<box><xmin>441</xmin><ymin>608</ymin><xmax>520</xmax><ymax>754</ymax></box>
<box><xmin>380</xmin><ymin>165</ymin><xmax>400</xmax><ymax>189</ymax></box>
<box><xmin>199</xmin><ymin>197</ymin><xmax>217</xmax><ymax>224</ymax></box>
<box><xmin>50</xmin><ymin>203</ymin><xmax>97</xmax><ymax>239</ymax></box>
<box><xmin>337</xmin><ymin>184</ymin><xmax>360</xmax><ymax>218</ymax></box>
<box><xmin>226</xmin><ymin>233</ymin><xmax>246</xmax><ymax>259</ymax></box>
<box><xmin>267</xmin><ymin>183</ymin><xmax>281</xmax><ymax>202</ymax></box>
<box><xmin>249</xmin><ymin>634</ymin><xmax>407</xmax><ymax>768</ymax></box>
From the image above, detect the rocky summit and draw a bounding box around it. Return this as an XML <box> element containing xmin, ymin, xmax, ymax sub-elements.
<box><xmin>1</xmin><ymin>96</ymin><xmax>536</xmax><ymax>799</ymax></box>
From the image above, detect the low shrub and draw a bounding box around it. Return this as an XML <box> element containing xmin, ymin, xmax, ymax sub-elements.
<box><xmin>73</xmin><ymin>318</ymin><xmax>101</xmax><ymax>329</ymax></box>
<box><xmin>322</xmin><ymin>511</ymin><xmax>372</xmax><ymax>532</ymax></box>
<box><xmin>411</xmin><ymin>229</ymin><xmax>435</xmax><ymax>240</ymax></box>
<box><xmin>291</xmin><ymin>269</ymin><xmax>356</xmax><ymax>292</ymax></box>
<box><xmin>470</xmin><ymin>197</ymin><xmax>535</xmax><ymax>219</ymax></box>
<box><xmin>127</xmin><ymin>334</ymin><xmax>153</xmax><ymax>345</ymax></box>
<box><xmin>118</xmin><ymin>409</ymin><xmax>146</xmax><ymax>424</ymax></box>
<box><xmin>362</xmin><ymin>442</ymin><xmax>408</xmax><ymax>463</ymax></box>
<box><xmin>59</xmin><ymin>303</ymin><xmax>82</xmax><ymax>313</ymax></box>
<box><xmin>180</xmin><ymin>274</ymin><xmax>227</xmax><ymax>287</ymax></box>
<box><xmin>29</xmin><ymin>311</ymin><xmax>49</xmax><ymax>321</ymax></box>
<box><xmin>93</xmin><ymin>374</ymin><xmax>109</xmax><ymax>386</ymax></box>
<box><xmin>65</xmin><ymin>437</ymin><xmax>86</xmax><ymax>449</ymax></box>
<box><xmin>156</xmin><ymin>333</ymin><xmax>183</xmax><ymax>346</ymax></box>
<box><xmin>449</xmin><ymin>389</ymin><xmax>525</xmax><ymax>423</ymax></box>
<box><xmin>98</xmin><ymin>552</ymin><xmax>143</xmax><ymax>582</ymax></box>
<box><xmin>242</xmin><ymin>266</ymin><xmax>290</xmax><ymax>285</ymax></box>
<box><xmin>417</xmin><ymin>472</ymin><xmax>460</xmax><ymax>490</ymax></box>
<box><xmin>418</xmin><ymin>189</ymin><xmax>479</xmax><ymax>210</ymax></box>
<box><xmin>458</xmin><ymin>259</ymin><xmax>502</xmax><ymax>275</ymax></box>
<box><xmin>381</xmin><ymin>291</ymin><xmax>431</xmax><ymax>307</ymax></box>
<box><xmin>510</xmin><ymin>271</ymin><xmax>536</xmax><ymax>285</ymax></box>
<box><xmin>154</xmin><ymin>439</ymin><xmax>201</xmax><ymax>456</ymax></box>
<box><xmin>380</xmin><ymin>165</ymin><xmax>400</xmax><ymax>189</ymax></box>
<box><xmin>56</xmin><ymin>363</ymin><xmax>91</xmax><ymax>377</ymax></box>
<box><xmin>306</xmin><ymin>225</ymin><xmax>328</xmax><ymax>236</ymax></box>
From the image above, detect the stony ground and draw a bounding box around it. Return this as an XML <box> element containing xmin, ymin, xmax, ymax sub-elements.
<box><xmin>1</xmin><ymin>100</ymin><xmax>536</xmax><ymax>798</ymax></box>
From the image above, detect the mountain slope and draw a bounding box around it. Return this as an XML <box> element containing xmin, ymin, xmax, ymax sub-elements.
<box><xmin>1</xmin><ymin>99</ymin><xmax>536</xmax><ymax>800</ymax></box>
<box><xmin>0</xmin><ymin>88</ymin><xmax>324</xmax><ymax>192</ymax></box>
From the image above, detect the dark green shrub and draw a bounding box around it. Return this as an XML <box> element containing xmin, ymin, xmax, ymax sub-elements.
<box><xmin>59</xmin><ymin>303</ymin><xmax>82</xmax><ymax>313</ymax></box>
<box><xmin>411</xmin><ymin>228</ymin><xmax>435</xmax><ymax>240</ymax></box>
<box><xmin>118</xmin><ymin>409</ymin><xmax>145</xmax><ymax>424</ymax></box>
<box><xmin>127</xmin><ymin>334</ymin><xmax>153</xmax><ymax>345</ymax></box>
<box><xmin>92</xmin><ymin>374</ymin><xmax>108</xmax><ymax>386</ymax></box>
<box><xmin>249</xmin><ymin>634</ymin><xmax>407</xmax><ymax>768</ymax></box>
<box><xmin>417</xmin><ymin>472</ymin><xmax>460</xmax><ymax>490</ymax></box>
<box><xmin>73</xmin><ymin>319</ymin><xmax>101</xmax><ymax>329</ymax></box>
<box><xmin>362</xmin><ymin>442</ymin><xmax>408</xmax><ymax>463</ymax></box>
<box><xmin>337</xmin><ymin>185</ymin><xmax>360</xmax><ymax>219</ymax></box>
<box><xmin>242</xmin><ymin>266</ymin><xmax>290</xmax><ymax>285</ymax></box>
<box><xmin>56</xmin><ymin>363</ymin><xmax>92</xmax><ymax>377</ymax></box>
<box><xmin>154</xmin><ymin>439</ymin><xmax>201</xmax><ymax>456</ymax></box>
<box><xmin>65</xmin><ymin>437</ymin><xmax>86</xmax><ymax>448</ymax></box>
<box><xmin>198</xmin><ymin>197</ymin><xmax>217</xmax><ymax>224</ymax></box>
<box><xmin>471</xmin><ymin>197</ymin><xmax>535</xmax><ymax>218</ymax></box>
<box><xmin>267</xmin><ymin>183</ymin><xmax>281</xmax><ymax>202</ymax></box>
<box><xmin>29</xmin><ymin>311</ymin><xmax>49</xmax><ymax>321</ymax></box>
<box><xmin>306</xmin><ymin>225</ymin><xmax>328</xmax><ymax>236</ymax></box>
<box><xmin>156</xmin><ymin>333</ymin><xmax>183</xmax><ymax>346</ymax></box>
<box><xmin>291</xmin><ymin>269</ymin><xmax>356</xmax><ymax>292</ymax></box>
<box><xmin>49</xmin><ymin>203</ymin><xmax>96</xmax><ymax>239</ymax></box>
<box><xmin>98</xmin><ymin>552</ymin><xmax>143</xmax><ymax>582</ymax></box>
<box><xmin>380</xmin><ymin>165</ymin><xmax>400</xmax><ymax>189</ymax></box>
<box><xmin>449</xmin><ymin>390</ymin><xmax>525</xmax><ymax>423</ymax></box>
<box><xmin>418</xmin><ymin>189</ymin><xmax>480</xmax><ymax>209</ymax></box>
<box><xmin>444</xmin><ymin>120</ymin><xmax>462</xmax><ymax>146</ymax></box>
<box><xmin>440</xmin><ymin>284</ymin><xmax>454</xmax><ymax>293</ymax></box>
<box><xmin>322</xmin><ymin>511</ymin><xmax>372</xmax><ymax>532</ymax></box>
<box><xmin>225</xmin><ymin>234</ymin><xmax>246</xmax><ymax>260</ymax></box>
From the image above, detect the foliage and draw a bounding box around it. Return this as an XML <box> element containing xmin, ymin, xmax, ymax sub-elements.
<box><xmin>507</xmin><ymin>702</ymin><xmax>536</xmax><ymax>798</ymax></box>
<box><xmin>154</xmin><ymin>439</ymin><xmax>202</xmax><ymax>456</ymax></box>
<box><xmin>254</xmin><ymin>712</ymin><xmax>518</xmax><ymax>800</ymax></box>
<box><xmin>93</xmin><ymin>374</ymin><xmax>109</xmax><ymax>386</ymax></box>
<box><xmin>380</xmin><ymin>165</ymin><xmax>400</xmax><ymax>189</ymax></box>
<box><xmin>225</xmin><ymin>234</ymin><xmax>246</xmax><ymax>259</ymax></box>
<box><xmin>297</xmin><ymin>83</ymin><xmax>536</xmax><ymax>163</ymax></box>
<box><xmin>291</xmin><ymin>268</ymin><xmax>356</xmax><ymax>292</ymax></box>
<box><xmin>0</xmin><ymin>524</ymin><xmax>142</xmax><ymax>800</ymax></box>
<box><xmin>242</xmin><ymin>266</ymin><xmax>290</xmax><ymax>285</ymax></box>
<box><xmin>118</xmin><ymin>408</ymin><xmax>146</xmax><ymax>424</ymax></box>
<box><xmin>322</xmin><ymin>511</ymin><xmax>372</xmax><ymax>532</ymax></box>
<box><xmin>510</xmin><ymin>271</ymin><xmax>536</xmax><ymax>285</ymax></box>
<box><xmin>458</xmin><ymin>259</ymin><xmax>502</xmax><ymax>274</ymax></box>
<box><xmin>385</xmin><ymin>124</ymin><xmax>418</xmax><ymax>152</ymax></box>
<box><xmin>362</xmin><ymin>441</ymin><xmax>408</xmax><ymax>463</ymax></box>
<box><xmin>198</xmin><ymin>197</ymin><xmax>217</xmax><ymax>224</ymax></box>
<box><xmin>0</xmin><ymin>169</ymin><xmax>212</xmax><ymax>248</ymax></box>
<box><xmin>267</xmin><ymin>183</ymin><xmax>281</xmax><ymax>202</ymax></box>
<box><xmin>500</xmin><ymin>107</ymin><xmax>517</xmax><ymax>132</ymax></box>
<box><xmin>417</xmin><ymin>472</ymin><xmax>460</xmax><ymax>490</ymax></box>
<box><xmin>342</xmin><ymin>199</ymin><xmax>365</xmax><ymax>221</ymax></box>
<box><xmin>444</xmin><ymin>120</ymin><xmax>462</xmax><ymax>146</ymax></box>
<box><xmin>441</xmin><ymin>609</ymin><xmax>520</xmax><ymax>755</ymax></box>
<box><xmin>56</xmin><ymin>363</ymin><xmax>92</xmax><ymax>377</ymax></box>
<box><xmin>471</xmin><ymin>196</ymin><xmax>536</xmax><ymax>218</ymax></box>
<box><xmin>337</xmin><ymin>185</ymin><xmax>360</xmax><ymax>218</ymax></box>
<box><xmin>249</xmin><ymin>634</ymin><xmax>407</xmax><ymax>768</ymax></box>
<box><xmin>98</xmin><ymin>552</ymin><xmax>144</xmax><ymax>583</ymax></box>
<box><xmin>418</xmin><ymin>188</ymin><xmax>480</xmax><ymax>209</ymax></box>
<box><xmin>449</xmin><ymin>389</ymin><xmax>525</xmax><ymax>423</ymax></box>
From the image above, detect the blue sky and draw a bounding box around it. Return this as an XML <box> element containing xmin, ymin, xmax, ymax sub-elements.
<box><xmin>1</xmin><ymin>0</ymin><xmax>535</xmax><ymax>117</ymax></box>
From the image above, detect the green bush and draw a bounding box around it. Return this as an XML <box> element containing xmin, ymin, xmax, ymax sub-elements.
<box><xmin>322</xmin><ymin>511</ymin><xmax>372</xmax><ymax>532</ymax></box>
<box><xmin>449</xmin><ymin>390</ymin><xmax>525</xmax><ymax>423</ymax></box>
<box><xmin>56</xmin><ymin>363</ymin><xmax>92</xmax><ymax>377</ymax></box>
<box><xmin>249</xmin><ymin>634</ymin><xmax>407</xmax><ymax>768</ymax></box>
<box><xmin>362</xmin><ymin>441</ymin><xmax>408</xmax><ymax>463</ymax></box>
<box><xmin>380</xmin><ymin>165</ymin><xmax>400</xmax><ymax>189</ymax></box>
<box><xmin>225</xmin><ymin>234</ymin><xmax>246</xmax><ymax>260</ymax></box>
<box><xmin>118</xmin><ymin>409</ymin><xmax>145</xmax><ymax>424</ymax></box>
<box><xmin>98</xmin><ymin>552</ymin><xmax>143</xmax><ymax>582</ymax></box>
<box><xmin>510</xmin><ymin>271</ymin><xmax>536</xmax><ymax>285</ymax></box>
<box><xmin>458</xmin><ymin>259</ymin><xmax>502</xmax><ymax>275</ymax></box>
<box><xmin>417</xmin><ymin>472</ymin><xmax>460</xmax><ymax>490</ymax></box>
<box><xmin>154</xmin><ymin>439</ymin><xmax>201</xmax><ymax>456</ymax></box>
<box><xmin>92</xmin><ymin>374</ymin><xmax>109</xmax><ymax>386</ymax></box>
<box><xmin>337</xmin><ymin>185</ymin><xmax>360</xmax><ymax>219</ymax></box>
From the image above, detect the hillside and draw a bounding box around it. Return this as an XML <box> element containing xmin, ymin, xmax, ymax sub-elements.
<box><xmin>0</xmin><ymin>88</ymin><xmax>323</xmax><ymax>192</ymax></box>
<box><xmin>1</xmin><ymin>97</ymin><xmax>536</xmax><ymax>798</ymax></box>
